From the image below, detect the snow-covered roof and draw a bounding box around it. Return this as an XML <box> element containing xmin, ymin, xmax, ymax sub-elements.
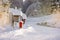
<box><xmin>22</xmin><ymin>13</ymin><xmax>27</xmax><ymax>19</ymax></box>
<box><xmin>9</xmin><ymin>8</ymin><xmax>27</xmax><ymax>19</ymax></box>
<box><xmin>9</xmin><ymin>8</ymin><xmax>23</xmax><ymax>16</ymax></box>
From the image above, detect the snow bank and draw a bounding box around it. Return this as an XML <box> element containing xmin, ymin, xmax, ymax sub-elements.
<box><xmin>14</xmin><ymin>26</ymin><xmax>35</xmax><ymax>36</ymax></box>
<box><xmin>39</xmin><ymin>13</ymin><xmax>60</xmax><ymax>28</ymax></box>
<box><xmin>0</xmin><ymin>26</ymin><xmax>36</xmax><ymax>38</ymax></box>
<box><xmin>46</xmin><ymin>13</ymin><xmax>60</xmax><ymax>27</ymax></box>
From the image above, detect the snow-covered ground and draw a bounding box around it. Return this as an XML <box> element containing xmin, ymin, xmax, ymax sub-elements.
<box><xmin>0</xmin><ymin>15</ymin><xmax>60</xmax><ymax>40</ymax></box>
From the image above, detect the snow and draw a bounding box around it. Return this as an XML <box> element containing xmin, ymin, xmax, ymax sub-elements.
<box><xmin>22</xmin><ymin>13</ymin><xmax>27</xmax><ymax>19</ymax></box>
<box><xmin>0</xmin><ymin>14</ymin><xmax>60</xmax><ymax>40</ymax></box>
<box><xmin>9</xmin><ymin>8</ymin><xmax>27</xmax><ymax>19</ymax></box>
<box><xmin>9</xmin><ymin>8</ymin><xmax>23</xmax><ymax>16</ymax></box>
<box><xmin>42</xmin><ymin>13</ymin><xmax>60</xmax><ymax>28</ymax></box>
<box><xmin>23</xmin><ymin>0</ymin><xmax>26</xmax><ymax>2</ymax></box>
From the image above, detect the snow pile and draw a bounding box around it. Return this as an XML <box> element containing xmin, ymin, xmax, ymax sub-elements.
<box><xmin>27</xmin><ymin>26</ymin><xmax>35</xmax><ymax>32</ymax></box>
<box><xmin>14</xmin><ymin>29</ymin><xmax>25</xmax><ymax>36</ymax></box>
<box><xmin>0</xmin><ymin>26</ymin><xmax>36</xmax><ymax>37</ymax></box>
<box><xmin>40</xmin><ymin>13</ymin><xmax>60</xmax><ymax>28</ymax></box>
<box><xmin>47</xmin><ymin>13</ymin><xmax>60</xmax><ymax>27</ymax></box>
<box><xmin>14</xmin><ymin>26</ymin><xmax>35</xmax><ymax>36</ymax></box>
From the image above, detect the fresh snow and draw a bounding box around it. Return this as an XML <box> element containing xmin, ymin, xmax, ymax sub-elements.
<box><xmin>9</xmin><ymin>8</ymin><xmax>23</xmax><ymax>16</ymax></box>
<box><xmin>9</xmin><ymin>8</ymin><xmax>27</xmax><ymax>20</ymax></box>
<box><xmin>41</xmin><ymin>13</ymin><xmax>60</xmax><ymax>28</ymax></box>
<box><xmin>0</xmin><ymin>14</ymin><xmax>60</xmax><ymax>40</ymax></box>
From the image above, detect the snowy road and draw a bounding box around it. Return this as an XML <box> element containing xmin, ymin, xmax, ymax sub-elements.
<box><xmin>0</xmin><ymin>16</ymin><xmax>60</xmax><ymax>40</ymax></box>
